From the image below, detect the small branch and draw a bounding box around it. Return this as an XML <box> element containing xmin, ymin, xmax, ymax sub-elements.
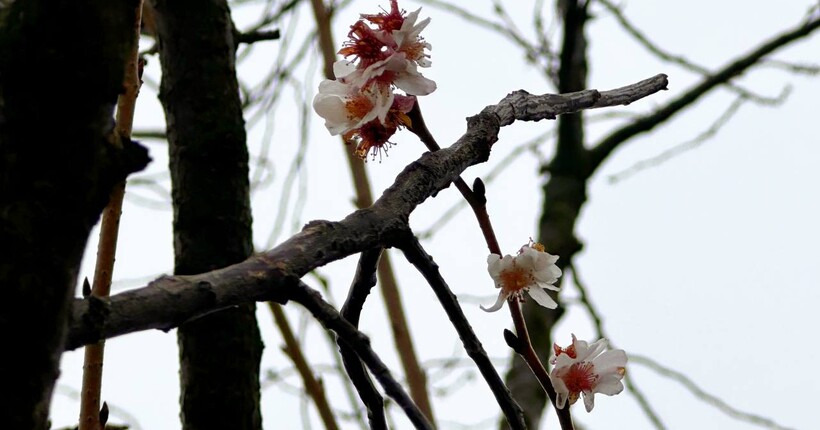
<box><xmin>629</xmin><ymin>354</ymin><xmax>797</xmax><ymax>430</ymax></box>
<box><xmin>607</xmin><ymin>95</ymin><xmax>747</xmax><ymax>184</ymax></box>
<box><xmin>339</xmin><ymin>249</ymin><xmax>387</xmax><ymax>430</ymax></box>
<box><xmin>570</xmin><ymin>266</ymin><xmax>664</xmax><ymax>429</ymax></box>
<box><xmin>398</xmin><ymin>236</ymin><xmax>527</xmax><ymax>430</ymax></box>
<box><xmin>506</xmin><ymin>301</ymin><xmax>574</xmax><ymax>430</ymax></box>
<box><xmin>589</xmin><ymin>14</ymin><xmax>820</xmax><ymax>172</ymax></box>
<box><xmin>236</xmin><ymin>29</ymin><xmax>281</xmax><ymax>45</ymax></box>
<box><xmin>269</xmin><ymin>302</ymin><xmax>340</xmax><ymax>430</ymax></box>
<box><xmin>597</xmin><ymin>0</ymin><xmax>786</xmax><ymax>104</ymax></box>
<box><xmin>289</xmin><ymin>281</ymin><xmax>434</xmax><ymax>430</ymax></box>
<box><xmin>79</xmin><ymin>3</ymin><xmax>144</xmax><ymax>429</ymax></box>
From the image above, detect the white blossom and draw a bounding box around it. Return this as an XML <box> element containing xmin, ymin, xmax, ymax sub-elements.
<box><xmin>481</xmin><ymin>243</ymin><xmax>562</xmax><ymax>312</ymax></box>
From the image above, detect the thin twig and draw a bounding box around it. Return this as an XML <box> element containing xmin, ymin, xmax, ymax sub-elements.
<box><xmin>607</xmin><ymin>95</ymin><xmax>748</xmax><ymax>184</ymax></box>
<box><xmin>590</xmin><ymin>13</ymin><xmax>820</xmax><ymax>171</ymax></box>
<box><xmin>596</xmin><ymin>0</ymin><xmax>786</xmax><ymax>105</ymax></box>
<box><xmin>290</xmin><ymin>281</ymin><xmax>434</xmax><ymax>430</ymax></box>
<box><xmin>339</xmin><ymin>249</ymin><xmax>388</xmax><ymax>430</ymax></box>
<box><xmin>78</xmin><ymin>3</ymin><xmax>143</xmax><ymax>430</ymax></box>
<box><xmin>629</xmin><ymin>354</ymin><xmax>797</xmax><ymax>430</ymax></box>
<box><xmin>269</xmin><ymin>302</ymin><xmax>340</xmax><ymax>430</ymax></box>
<box><xmin>569</xmin><ymin>266</ymin><xmax>665</xmax><ymax>429</ymax></box>
<box><xmin>398</xmin><ymin>236</ymin><xmax>527</xmax><ymax>430</ymax></box>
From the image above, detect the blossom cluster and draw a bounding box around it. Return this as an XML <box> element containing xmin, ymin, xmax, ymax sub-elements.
<box><xmin>550</xmin><ymin>334</ymin><xmax>627</xmax><ymax>412</ymax></box>
<box><xmin>481</xmin><ymin>241</ymin><xmax>562</xmax><ymax>312</ymax></box>
<box><xmin>313</xmin><ymin>0</ymin><xmax>436</xmax><ymax>159</ymax></box>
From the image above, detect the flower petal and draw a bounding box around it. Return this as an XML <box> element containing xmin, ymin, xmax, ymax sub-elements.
<box><xmin>526</xmin><ymin>286</ymin><xmax>558</xmax><ymax>309</ymax></box>
<box><xmin>582</xmin><ymin>390</ymin><xmax>596</xmax><ymax>412</ymax></box>
<box><xmin>594</xmin><ymin>374</ymin><xmax>625</xmax><ymax>396</ymax></box>
<box><xmin>480</xmin><ymin>291</ymin><xmax>509</xmax><ymax>312</ymax></box>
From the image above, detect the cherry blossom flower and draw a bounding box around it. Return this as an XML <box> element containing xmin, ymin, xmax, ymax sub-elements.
<box><xmin>549</xmin><ymin>334</ymin><xmax>627</xmax><ymax>412</ymax></box>
<box><xmin>345</xmin><ymin>94</ymin><xmax>416</xmax><ymax>159</ymax></box>
<box><xmin>313</xmin><ymin>73</ymin><xmax>393</xmax><ymax>136</ymax></box>
<box><xmin>481</xmin><ymin>242</ymin><xmax>562</xmax><ymax>312</ymax></box>
<box><xmin>313</xmin><ymin>0</ymin><xmax>435</xmax><ymax>158</ymax></box>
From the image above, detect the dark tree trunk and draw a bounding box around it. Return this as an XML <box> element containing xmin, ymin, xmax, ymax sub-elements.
<box><xmin>502</xmin><ymin>1</ymin><xmax>590</xmax><ymax>428</ymax></box>
<box><xmin>151</xmin><ymin>1</ymin><xmax>263</xmax><ymax>429</ymax></box>
<box><xmin>0</xmin><ymin>1</ymin><xmax>145</xmax><ymax>428</ymax></box>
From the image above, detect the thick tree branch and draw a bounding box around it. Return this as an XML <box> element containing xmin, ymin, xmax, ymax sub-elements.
<box><xmin>66</xmin><ymin>76</ymin><xmax>666</xmax><ymax>349</ymax></box>
<box><xmin>589</xmin><ymin>13</ymin><xmax>820</xmax><ymax>172</ymax></box>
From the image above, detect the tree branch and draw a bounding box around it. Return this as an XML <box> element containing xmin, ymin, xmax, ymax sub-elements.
<box><xmin>66</xmin><ymin>76</ymin><xmax>667</xmax><ymax>349</ymax></box>
<box><xmin>289</xmin><ymin>282</ymin><xmax>434</xmax><ymax>430</ymax></box>
<box><xmin>398</xmin><ymin>236</ymin><xmax>526</xmax><ymax>430</ymax></box>
<box><xmin>338</xmin><ymin>249</ymin><xmax>387</xmax><ymax>430</ymax></box>
<box><xmin>588</xmin><ymin>13</ymin><xmax>820</xmax><ymax>172</ymax></box>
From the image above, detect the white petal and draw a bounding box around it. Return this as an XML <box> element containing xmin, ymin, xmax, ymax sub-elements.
<box><xmin>394</xmin><ymin>73</ymin><xmax>437</xmax><ymax>96</ymax></box>
<box><xmin>549</xmin><ymin>375</ymin><xmax>569</xmax><ymax>409</ymax></box>
<box><xmin>333</xmin><ymin>60</ymin><xmax>356</xmax><ymax>79</ymax></box>
<box><xmin>594</xmin><ymin>374</ymin><xmax>625</xmax><ymax>396</ymax></box>
<box><xmin>535</xmin><ymin>279</ymin><xmax>561</xmax><ymax>292</ymax></box>
<box><xmin>526</xmin><ymin>286</ymin><xmax>558</xmax><ymax>309</ymax></box>
<box><xmin>594</xmin><ymin>349</ymin><xmax>628</xmax><ymax>372</ymax></box>
<box><xmin>480</xmin><ymin>291</ymin><xmax>509</xmax><ymax>312</ymax></box>
<box><xmin>582</xmin><ymin>391</ymin><xmax>596</xmax><ymax>412</ymax></box>
<box><xmin>313</xmin><ymin>94</ymin><xmax>351</xmax><ymax>135</ymax></box>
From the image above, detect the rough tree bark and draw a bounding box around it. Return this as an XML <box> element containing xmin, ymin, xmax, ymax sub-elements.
<box><xmin>151</xmin><ymin>0</ymin><xmax>263</xmax><ymax>428</ymax></box>
<box><xmin>0</xmin><ymin>1</ymin><xmax>146</xmax><ymax>428</ymax></box>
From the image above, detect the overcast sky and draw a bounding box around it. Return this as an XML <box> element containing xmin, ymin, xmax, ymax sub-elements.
<box><xmin>51</xmin><ymin>1</ymin><xmax>819</xmax><ymax>429</ymax></box>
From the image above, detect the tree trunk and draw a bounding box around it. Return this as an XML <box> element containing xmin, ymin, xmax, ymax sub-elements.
<box><xmin>151</xmin><ymin>1</ymin><xmax>263</xmax><ymax>428</ymax></box>
<box><xmin>0</xmin><ymin>1</ymin><xmax>144</xmax><ymax>428</ymax></box>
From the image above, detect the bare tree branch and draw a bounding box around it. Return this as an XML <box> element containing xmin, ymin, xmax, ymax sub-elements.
<box><xmin>339</xmin><ymin>249</ymin><xmax>388</xmax><ymax>430</ymax></box>
<box><xmin>398</xmin><ymin>236</ymin><xmax>527</xmax><ymax>430</ymax></box>
<box><xmin>589</xmin><ymin>13</ymin><xmax>820</xmax><ymax>172</ymax></box>
<box><xmin>629</xmin><ymin>354</ymin><xmax>797</xmax><ymax>430</ymax></box>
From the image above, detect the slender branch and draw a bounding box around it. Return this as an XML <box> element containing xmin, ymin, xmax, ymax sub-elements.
<box><xmin>629</xmin><ymin>354</ymin><xmax>797</xmax><ymax>430</ymax></box>
<box><xmin>589</xmin><ymin>14</ymin><xmax>820</xmax><ymax>172</ymax></box>
<box><xmin>269</xmin><ymin>302</ymin><xmax>340</xmax><ymax>430</ymax></box>
<box><xmin>398</xmin><ymin>236</ymin><xmax>527</xmax><ymax>430</ymax></box>
<box><xmin>339</xmin><ymin>249</ymin><xmax>387</xmax><ymax>430</ymax></box>
<box><xmin>289</xmin><ymin>281</ymin><xmax>434</xmax><ymax>430</ymax></box>
<box><xmin>596</xmin><ymin>0</ymin><xmax>786</xmax><ymax>104</ymax></box>
<box><xmin>79</xmin><ymin>3</ymin><xmax>144</xmax><ymax>429</ymax></box>
<box><xmin>607</xmin><ymin>95</ymin><xmax>748</xmax><ymax>184</ymax></box>
<box><xmin>569</xmin><ymin>266</ymin><xmax>664</xmax><ymax>429</ymax></box>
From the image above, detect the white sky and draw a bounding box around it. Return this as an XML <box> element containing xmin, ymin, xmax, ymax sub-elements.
<box><xmin>51</xmin><ymin>1</ymin><xmax>820</xmax><ymax>429</ymax></box>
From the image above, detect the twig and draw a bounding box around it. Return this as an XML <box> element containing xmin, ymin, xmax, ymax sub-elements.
<box><xmin>289</xmin><ymin>281</ymin><xmax>434</xmax><ymax>430</ymax></box>
<box><xmin>338</xmin><ymin>249</ymin><xmax>388</xmax><ymax>430</ymax></box>
<box><xmin>398</xmin><ymin>236</ymin><xmax>527</xmax><ymax>430</ymax></box>
<box><xmin>78</xmin><ymin>2</ymin><xmax>143</xmax><ymax>429</ymax></box>
<box><xmin>607</xmin><ymin>94</ymin><xmax>748</xmax><ymax>184</ymax></box>
<box><xmin>629</xmin><ymin>354</ymin><xmax>797</xmax><ymax>430</ymax></box>
<box><xmin>596</xmin><ymin>0</ymin><xmax>786</xmax><ymax>105</ymax></box>
<box><xmin>589</xmin><ymin>13</ymin><xmax>820</xmax><ymax>171</ymax></box>
<box><xmin>569</xmin><ymin>266</ymin><xmax>665</xmax><ymax>429</ymax></box>
<box><xmin>268</xmin><ymin>302</ymin><xmax>340</xmax><ymax>430</ymax></box>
